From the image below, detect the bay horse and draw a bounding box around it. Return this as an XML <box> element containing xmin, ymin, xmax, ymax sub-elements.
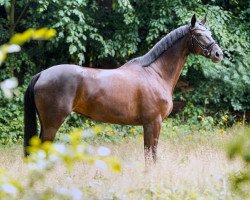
<box><xmin>24</xmin><ymin>15</ymin><xmax>223</xmax><ymax>163</ymax></box>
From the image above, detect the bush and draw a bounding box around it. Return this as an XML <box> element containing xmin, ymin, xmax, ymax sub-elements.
<box><xmin>0</xmin><ymin>87</ymin><xmax>24</xmax><ymax>144</ymax></box>
<box><xmin>228</xmin><ymin>126</ymin><xmax>250</xmax><ymax>196</ymax></box>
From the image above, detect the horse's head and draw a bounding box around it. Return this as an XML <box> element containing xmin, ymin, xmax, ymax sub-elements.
<box><xmin>189</xmin><ymin>14</ymin><xmax>223</xmax><ymax>63</ymax></box>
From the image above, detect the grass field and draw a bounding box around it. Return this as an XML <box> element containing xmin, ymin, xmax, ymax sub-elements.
<box><xmin>0</xmin><ymin>126</ymin><xmax>248</xmax><ymax>199</ymax></box>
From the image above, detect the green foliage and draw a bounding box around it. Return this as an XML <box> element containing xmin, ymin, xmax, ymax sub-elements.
<box><xmin>0</xmin><ymin>27</ymin><xmax>56</xmax><ymax>143</ymax></box>
<box><xmin>0</xmin><ymin>0</ymin><xmax>249</xmax><ymax>142</ymax></box>
<box><xmin>0</xmin><ymin>28</ymin><xmax>56</xmax><ymax>65</ymax></box>
<box><xmin>228</xmin><ymin>126</ymin><xmax>250</xmax><ymax>195</ymax></box>
<box><xmin>0</xmin><ymin>0</ymin><xmax>248</xmax><ymax>115</ymax></box>
<box><xmin>172</xmin><ymin>1</ymin><xmax>250</xmax><ymax>113</ymax></box>
<box><xmin>30</xmin><ymin>0</ymin><xmax>140</xmax><ymax>65</ymax></box>
<box><xmin>0</xmin><ymin>87</ymin><xmax>24</xmax><ymax>144</ymax></box>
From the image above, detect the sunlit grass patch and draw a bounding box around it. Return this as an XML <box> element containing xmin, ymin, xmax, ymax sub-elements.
<box><xmin>0</xmin><ymin>126</ymin><xmax>248</xmax><ymax>199</ymax></box>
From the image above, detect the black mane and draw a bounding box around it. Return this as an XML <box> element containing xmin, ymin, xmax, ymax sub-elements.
<box><xmin>131</xmin><ymin>25</ymin><xmax>190</xmax><ymax>67</ymax></box>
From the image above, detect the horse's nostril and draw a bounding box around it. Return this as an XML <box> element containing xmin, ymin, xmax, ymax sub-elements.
<box><xmin>215</xmin><ymin>51</ymin><xmax>220</xmax><ymax>57</ymax></box>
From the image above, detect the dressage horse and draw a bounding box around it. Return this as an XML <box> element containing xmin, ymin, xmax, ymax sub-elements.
<box><xmin>24</xmin><ymin>15</ymin><xmax>223</xmax><ymax>163</ymax></box>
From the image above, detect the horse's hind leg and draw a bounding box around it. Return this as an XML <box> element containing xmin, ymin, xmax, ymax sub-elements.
<box><xmin>39</xmin><ymin>111</ymin><xmax>69</xmax><ymax>142</ymax></box>
<box><xmin>37</xmin><ymin>104</ymin><xmax>71</xmax><ymax>142</ymax></box>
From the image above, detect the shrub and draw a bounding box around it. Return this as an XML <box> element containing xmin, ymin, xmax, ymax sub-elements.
<box><xmin>228</xmin><ymin>126</ymin><xmax>250</xmax><ymax>196</ymax></box>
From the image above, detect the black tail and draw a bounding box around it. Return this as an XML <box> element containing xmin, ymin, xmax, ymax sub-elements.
<box><xmin>24</xmin><ymin>73</ymin><xmax>41</xmax><ymax>156</ymax></box>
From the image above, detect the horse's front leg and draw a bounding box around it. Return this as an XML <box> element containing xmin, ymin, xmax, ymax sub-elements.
<box><xmin>143</xmin><ymin>116</ymin><xmax>162</xmax><ymax>165</ymax></box>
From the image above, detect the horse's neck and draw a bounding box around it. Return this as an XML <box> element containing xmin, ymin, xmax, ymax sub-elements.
<box><xmin>151</xmin><ymin>36</ymin><xmax>190</xmax><ymax>93</ymax></box>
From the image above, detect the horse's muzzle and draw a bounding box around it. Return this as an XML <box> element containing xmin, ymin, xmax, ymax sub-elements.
<box><xmin>210</xmin><ymin>44</ymin><xmax>223</xmax><ymax>63</ymax></box>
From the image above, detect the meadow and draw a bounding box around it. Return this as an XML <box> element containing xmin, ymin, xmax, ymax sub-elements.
<box><xmin>0</xmin><ymin>1</ymin><xmax>249</xmax><ymax>199</ymax></box>
<box><xmin>0</xmin><ymin>125</ymin><xmax>248</xmax><ymax>200</ymax></box>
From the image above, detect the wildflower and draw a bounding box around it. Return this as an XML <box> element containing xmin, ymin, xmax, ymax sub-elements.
<box><xmin>1</xmin><ymin>183</ymin><xmax>18</xmax><ymax>195</ymax></box>
<box><xmin>95</xmin><ymin>160</ymin><xmax>108</xmax><ymax>170</ymax></box>
<box><xmin>97</xmin><ymin>146</ymin><xmax>111</xmax><ymax>156</ymax></box>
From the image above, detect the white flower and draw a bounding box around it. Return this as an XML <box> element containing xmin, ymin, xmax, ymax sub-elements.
<box><xmin>37</xmin><ymin>150</ymin><xmax>46</xmax><ymax>159</ymax></box>
<box><xmin>2</xmin><ymin>78</ymin><xmax>18</xmax><ymax>89</ymax></box>
<box><xmin>0</xmin><ymin>88</ymin><xmax>12</xmax><ymax>98</ymax></box>
<box><xmin>97</xmin><ymin>146</ymin><xmax>111</xmax><ymax>156</ymax></box>
<box><xmin>95</xmin><ymin>159</ymin><xmax>107</xmax><ymax>170</ymax></box>
<box><xmin>5</xmin><ymin>44</ymin><xmax>21</xmax><ymax>53</ymax></box>
<box><xmin>54</xmin><ymin>144</ymin><xmax>66</xmax><ymax>154</ymax></box>
<box><xmin>0</xmin><ymin>77</ymin><xmax>18</xmax><ymax>98</ymax></box>
<box><xmin>56</xmin><ymin>187</ymin><xmax>68</xmax><ymax>195</ymax></box>
<box><xmin>48</xmin><ymin>154</ymin><xmax>60</xmax><ymax>163</ymax></box>
<box><xmin>56</xmin><ymin>187</ymin><xmax>83</xmax><ymax>200</ymax></box>
<box><xmin>70</xmin><ymin>188</ymin><xmax>83</xmax><ymax>200</ymax></box>
<box><xmin>82</xmin><ymin>129</ymin><xmax>93</xmax><ymax>138</ymax></box>
<box><xmin>1</xmin><ymin>183</ymin><xmax>18</xmax><ymax>195</ymax></box>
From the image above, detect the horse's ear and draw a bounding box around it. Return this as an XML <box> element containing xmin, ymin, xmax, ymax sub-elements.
<box><xmin>201</xmin><ymin>14</ymin><xmax>207</xmax><ymax>25</ymax></box>
<box><xmin>191</xmin><ymin>14</ymin><xmax>196</xmax><ymax>28</ymax></box>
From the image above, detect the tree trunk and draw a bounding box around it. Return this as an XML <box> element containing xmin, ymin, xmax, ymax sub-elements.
<box><xmin>9</xmin><ymin>0</ymin><xmax>16</xmax><ymax>37</ymax></box>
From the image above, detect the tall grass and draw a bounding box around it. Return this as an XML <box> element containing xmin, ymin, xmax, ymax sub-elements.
<box><xmin>0</xmin><ymin>126</ymin><xmax>248</xmax><ymax>199</ymax></box>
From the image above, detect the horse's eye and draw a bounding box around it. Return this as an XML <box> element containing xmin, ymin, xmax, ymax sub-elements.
<box><xmin>196</xmin><ymin>33</ymin><xmax>202</xmax><ymax>37</ymax></box>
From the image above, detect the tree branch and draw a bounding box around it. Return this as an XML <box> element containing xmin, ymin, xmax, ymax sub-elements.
<box><xmin>13</xmin><ymin>1</ymin><xmax>31</xmax><ymax>31</ymax></box>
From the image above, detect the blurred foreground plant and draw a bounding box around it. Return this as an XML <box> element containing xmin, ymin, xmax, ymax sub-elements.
<box><xmin>0</xmin><ymin>169</ymin><xmax>22</xmax><ymax>199</ymax></box>
<box><xmin>0</xmin><ymin>28</ymin><xmax>56</xmax><ymax>98</ymax></box>
<box><xmin>228</xmin><ymin>126</ymin><xmax>250</xmax><ymax>196</ymax></box>
<box><xmin>0</xmin><ymin>28</ymin><xmax>56</xmax><ymax>65</ymax></box>
<box><xmin>0</xmin><ymin>128</ymin><xmax>121</xmax><ymax>200</ymax></box>
<box><xmin>26</xmin><ymin>128</ymin><xmax>121</xmax><ymax>173</ymax></box>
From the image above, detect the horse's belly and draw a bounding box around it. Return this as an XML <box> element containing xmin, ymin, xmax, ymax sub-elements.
<box><xmin>90</xmin><ymin>113</ymin><xmax>142</xmax><ymax>125</ymax></box>
<box><xmin>74</xmin><ymin>97</ymin><xmax>142</xmax><ymax>125</ymax></box>
<box><xmin>78</xmin><ymin>106</ymin><xmax>142</xmax><ymax>125</ymax></box>
<box><xmin>74</xmin><ymin>98</ymin><xmax>168</xmax><ymax>125</ymax></box>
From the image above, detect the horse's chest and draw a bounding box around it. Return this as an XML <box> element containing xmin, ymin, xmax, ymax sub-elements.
<box><xmin>158</xmin><ymin>98</ymin><xmax>170</xmax><ymax>117</ymax></box>
<box><xmin>141</xmin><ymin>92</ymin><xmax>172</xmax><ymax>120</ymax></box>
